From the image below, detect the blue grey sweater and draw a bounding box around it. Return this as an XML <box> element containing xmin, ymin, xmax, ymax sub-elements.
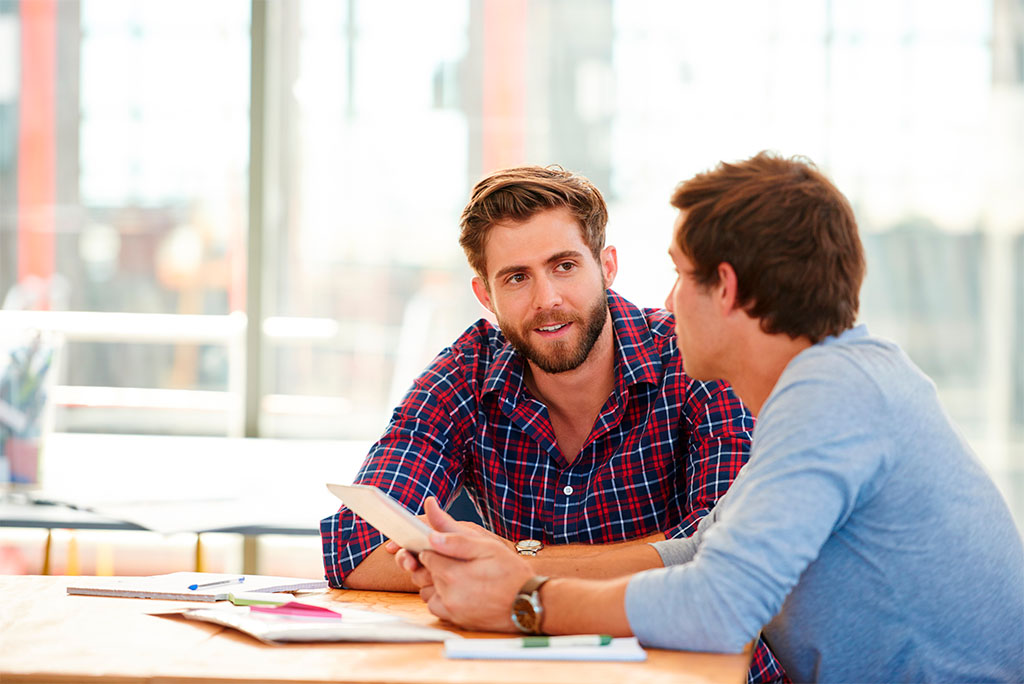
<box><xmin>625</xmin><ymin>326</ymin><xmax>1024</xmax><ymax>682</ymax></box>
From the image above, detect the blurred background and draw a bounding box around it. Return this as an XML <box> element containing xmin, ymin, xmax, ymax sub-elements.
<box><xmin>1</xmin><ymin>0</ymin><xmax>1022</xmax><ymax>574</ymax></box>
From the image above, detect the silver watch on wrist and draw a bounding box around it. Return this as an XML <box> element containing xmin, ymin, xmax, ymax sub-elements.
<box><xmin>515</xmin><ymin>539</ymin><xmax>543</xmax><ymax>556</ymax></box>
<box><xmin>511</xmin><ymin>575</ymin><xmax>550</xmax><ymax>635</ymax></box>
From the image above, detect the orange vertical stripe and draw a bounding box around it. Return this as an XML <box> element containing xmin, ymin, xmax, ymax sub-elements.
<box><xmin>17</xmin><ymin>0</ymin><xmax>57</xmax><ymax>299</ymax></box>
<box><xmin>482</xmin><ymin>0</ymin><xmax>527</xmax><ymax>173</ymax></box>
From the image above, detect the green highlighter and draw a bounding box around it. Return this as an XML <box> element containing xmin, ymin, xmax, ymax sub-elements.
<box><xmin>520</xmin><ymin>635</ymin><xmax>613</xmax><ymax>648</ymax></box>
<box><xmin>227</xmin><ymin>591</ymin><xmax>292</xmax><ymax>606</ymax></box>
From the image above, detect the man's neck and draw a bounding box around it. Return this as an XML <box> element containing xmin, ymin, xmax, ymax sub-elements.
<box><xmin>525</xmin><ymin>315</ymin><xmax>617</xmax><ymax>423</ymax></box>
<box><xmin>727</xmin><ymin>330</ymin><xmax>813</xmax><ymax>417</ymax></box>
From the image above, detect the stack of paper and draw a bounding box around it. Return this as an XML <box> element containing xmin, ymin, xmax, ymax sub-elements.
<box><xmin>160</xmin><ymin>604</ymin><xmax>456</xmax><ymax>644</ymax></box>
<box><xmin>66</xmin><ymin>572</ymin><xmax>328</xmax><ymax>602</ymax></box>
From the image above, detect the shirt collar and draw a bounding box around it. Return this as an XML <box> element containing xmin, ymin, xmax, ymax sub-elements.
<box><xmin>482</xmin><ymin>336</ymin><xmax>527</xmax><ymax>400</ymax></box>
<box><xmin>481</xmin><ymin>289</ymin><xmax>661</xmax><ymax>403</ymax></box>
<box><xmin>609</xmin><ymin>290</ymin><xmax>661</xmax><ymax>389</ymax></box>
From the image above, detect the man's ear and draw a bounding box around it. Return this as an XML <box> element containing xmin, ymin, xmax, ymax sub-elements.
<box><xmin>471</xmin><ymin>276</ymin><xmax>495</xmax><ymax>314</ymax></box>
<box><xmin>716</xmin><ymin>262</ymin><xmax>739</xmax><ymax>314</ymax></box>
<box><xmin>600</xmin><ymin>245</ymin><xmax>618</xmax><ymax>288</ymax></box>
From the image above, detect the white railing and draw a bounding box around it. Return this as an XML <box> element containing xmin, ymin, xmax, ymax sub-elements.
<box><xmin>0</xmin><ymin>310</ymin><xmax>353</xmax><ymax>438</ymax></box>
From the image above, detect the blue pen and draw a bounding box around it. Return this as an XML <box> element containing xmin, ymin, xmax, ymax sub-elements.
<box><xmin>188</xmin><ymin>577</ymin><xmax>246</xmax><ymax>591</ymax></box>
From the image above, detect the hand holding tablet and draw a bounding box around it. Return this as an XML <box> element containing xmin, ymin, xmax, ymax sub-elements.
<box><xmin>326</xmin><ymin>483</ymin><xmax>434</xmax><ymax>554</ymax></box>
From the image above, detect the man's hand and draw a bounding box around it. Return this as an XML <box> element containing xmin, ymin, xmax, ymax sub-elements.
<box><xmin>441</xmin><ymin>518</ymin><xmax>518</xmax><ymax>553</ymax></box>
<box><xmin>384</xmin><ymin>512</ymin><xmax>515</xmax><ymax>557</ymax></box>
<box><xmin>396</xmin><ymin>497</ymin><xmax>533</xmax><ymax>632</ymax></box>
<box><xmin>391</xmin><ymin>497</ymin><xmax>496</xmax><ymax>592</ymax></box>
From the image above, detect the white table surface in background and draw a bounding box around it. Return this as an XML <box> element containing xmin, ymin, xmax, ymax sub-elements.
<box><xmin>22</xmin><ymin>432</ymin><xmax>371</xmax><ymax>533</ymax></box>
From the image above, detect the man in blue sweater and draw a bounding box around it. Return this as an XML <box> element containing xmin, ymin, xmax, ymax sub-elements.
<box><xmin>395</xmin><ymin>152</ymin><xmax>1024</xmax><ymax>682</ymax></box>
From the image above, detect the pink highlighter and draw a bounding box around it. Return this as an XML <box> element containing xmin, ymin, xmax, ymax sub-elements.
<box><xmin>249</xmin><ymin>602</ymin><xmax>343</xmax><ymax>620</ymax></box>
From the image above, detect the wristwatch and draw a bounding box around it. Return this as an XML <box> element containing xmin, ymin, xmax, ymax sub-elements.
<box><xmin>511</xmin><ymin>575</ymin><xmax>550</xmax><ymax>635</ymax></box>
<box><xmin>515</xmin><ymin>539</ymin><xmax>543</xmax><ymax>556</ymax></box>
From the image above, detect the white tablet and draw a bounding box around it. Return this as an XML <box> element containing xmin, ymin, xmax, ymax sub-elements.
<box><xmin>326</xmin><ymin>483</ymin><xmax>433</xmax><ymax>554</ymax></box>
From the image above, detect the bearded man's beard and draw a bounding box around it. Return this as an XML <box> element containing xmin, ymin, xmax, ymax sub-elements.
<box><xmin>500</xmin><ymin>291</ymin><xmax>609</xmax><ymax>374</ymax></box>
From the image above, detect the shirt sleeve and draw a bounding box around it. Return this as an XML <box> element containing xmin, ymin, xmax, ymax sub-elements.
<box><xmin>625</xmin><ymin>357</ymin><xmax>889</xmax><ymax>652</ymax></box>
<box><xmin>663</xmin><ymin>378</ymin><xmax>754</xmax><ymax>539</ymax></box>
<box><xmin>319</xmin><ymin>349</ymin><xmax>473</xmax><ymax>587</ymax></box>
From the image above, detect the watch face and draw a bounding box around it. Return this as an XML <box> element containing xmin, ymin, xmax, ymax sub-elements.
<box><xmin>516</xmin><ymin>539</ymin><xmax>542</xmax><ymax>552</ymax></box>
<box><xmin>511</xmin><ymin>595</ymin><xmax>540</xmax><ymax>634</ymax></box>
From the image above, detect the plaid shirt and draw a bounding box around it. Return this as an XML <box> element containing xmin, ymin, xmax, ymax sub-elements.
<box><xmin>321</xmin><ymin>290</ymin><xmax>783</xmax><ymax>684</ymax></box>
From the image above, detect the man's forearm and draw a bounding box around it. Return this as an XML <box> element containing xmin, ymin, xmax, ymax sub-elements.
<box><xmin>535</xmin><ymin>531</ymin><xmax>665</xmax><ymax>557</ymax></box>
<box><xmin>345</xmin><ymin>529</ymin><xmax>662</xmax><ymax>590</ymax></box>
<box><xmin>539</xmin><ymin>576</ymin><xmax>634</xmax><ymax>636</ymax></box>
<box><xmin>530</xmin><ymin>536</ymin><xmax>664</xmax><ymax>579</ymax></box>
<box><xmin>342</xmin><ymin>545</ymin><xmax>419</xmax><ymax>592</ymax></box>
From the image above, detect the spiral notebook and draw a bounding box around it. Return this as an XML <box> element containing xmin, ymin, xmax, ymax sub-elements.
<box><xmin>153</xmin><ymin>603</ymin><xmax>456</xmax><ymax>644</ymax></box>
<box><xmin>66</xmin><ymin>572</ymin><xmax>328</xmax><ymax>602</ymax></box>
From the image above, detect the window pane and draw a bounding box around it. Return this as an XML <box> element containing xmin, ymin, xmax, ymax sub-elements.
<box><xmin>259</xmin><ymin>0</ymin><xmax>1023</xmax><ymax>525</ymax></box>
<box><xmin>0</xmin><ymin>0</ymin><xmax>249</xmax><ymax>435</ymax></box>
<box><xmin>260</xmin><ymin>0</ymin><xmax>480</xmax><ymax>439</ymax></box>
<box><xmin>2</xmin><ymin>1</ymin><xmax>1020</xmax><ymax>527</ymax></box>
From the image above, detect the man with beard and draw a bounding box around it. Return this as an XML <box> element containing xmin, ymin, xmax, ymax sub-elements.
<box><xmin>320</xmin><ymin>165</ymin><xmax>784</xmax><ymax>683</ymax></box>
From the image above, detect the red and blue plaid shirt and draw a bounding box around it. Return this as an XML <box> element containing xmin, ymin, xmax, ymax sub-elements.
<box><xmin>321</xmin><ymin>290</ymin><xmax>783</xmax><ymax>683</ymax></box>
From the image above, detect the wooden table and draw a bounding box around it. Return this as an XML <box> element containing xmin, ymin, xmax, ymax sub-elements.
<box><xmin>0</xmin><ymin>576</ymin><xmax>752</xmax><ymax>684</ymax></box>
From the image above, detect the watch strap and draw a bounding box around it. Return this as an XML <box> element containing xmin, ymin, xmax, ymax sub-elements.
<box><xmin>519</xmin><ymin>575</ymin><xmax>549</xmax><ymax>596</ymax></box>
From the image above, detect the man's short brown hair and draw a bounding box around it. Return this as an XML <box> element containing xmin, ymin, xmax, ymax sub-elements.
<box><xmin>459</xmin><ymin>165</ymin><xmax>608</xmax><ymax>279</ymax></box>
<box><xmin>671</xmin><ymin>152</ymin><xmax>865</xmax><ymax>343</ymax></box>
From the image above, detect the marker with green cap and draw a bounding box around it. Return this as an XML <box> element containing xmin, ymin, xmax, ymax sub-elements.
<box><xmin>520</xmin><ymin>635</ymin><xmax>613</xmax><ymax>648</ymax></box>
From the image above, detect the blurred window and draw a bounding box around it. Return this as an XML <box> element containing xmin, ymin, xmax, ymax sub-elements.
<box><xmin>0</xmin><ymin>1</ymin><xmax>1021</xmax><ymax>515</ymax></box>
<box><xmin>1</xmin><ymin>0</ymin><xmax>249</xmax><ymax>435</ymax></box>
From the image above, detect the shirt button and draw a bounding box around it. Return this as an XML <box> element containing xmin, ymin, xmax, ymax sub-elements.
<box><xmin>563</xmin><ymin>485</ymin><xmax>574</xmax><ymax>495</ymax></box>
